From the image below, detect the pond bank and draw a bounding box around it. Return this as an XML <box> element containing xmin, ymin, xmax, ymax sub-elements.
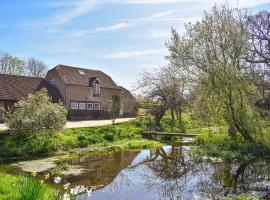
<box><xmin>0</xmin><ymin>120</ymin><xmax>163</xmax><ymax>161</ymax></box>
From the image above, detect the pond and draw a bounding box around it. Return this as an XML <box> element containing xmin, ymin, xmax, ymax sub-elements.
<box><xmin>1</xmin><ymin>142</ymin><xmax>270</xmax><ymax>200</ymax></box>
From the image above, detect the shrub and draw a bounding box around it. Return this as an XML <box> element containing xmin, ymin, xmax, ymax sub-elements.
<box><xmin>4</xmin><ymin>89</ymin><xmax>67</xmax><ymax>133</ymax></box>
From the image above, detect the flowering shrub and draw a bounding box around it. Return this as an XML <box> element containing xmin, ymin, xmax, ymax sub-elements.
<box><xmin>4</xmin><ymin>89</ymin><xmax>67</xmax><ymax>133</ymax></box>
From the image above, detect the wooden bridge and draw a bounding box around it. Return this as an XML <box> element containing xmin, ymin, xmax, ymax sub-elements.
<box><xmin>142</xmin><ymin>131</ymin><xmax>201</xmax><ymax>139</ymax></box>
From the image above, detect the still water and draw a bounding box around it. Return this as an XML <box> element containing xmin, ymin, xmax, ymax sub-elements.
<box><xmin>3</xmin><ymin>143</ymin><xmax>270</xmax><ymax>200</ymax></box>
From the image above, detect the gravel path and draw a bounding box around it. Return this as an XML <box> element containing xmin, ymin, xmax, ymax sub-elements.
<box><xmin>65</xmin><ymin>118</ymin><xmax>136</xmax><ymax>128</ymax></box>
<box><xmin>0</xmin><ymin>118</ymin><xmax>136</xmax><ymax>132</ymax></box>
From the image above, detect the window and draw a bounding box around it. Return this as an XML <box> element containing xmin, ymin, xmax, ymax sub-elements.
<box><xmin>93</xmin><ymin>83</ymin><xmax>100</xmax><ymax>95</ymax></box>
<box><xmin>78</xmin><ymin>70</ymin><xmax>86</xmax><ymax>75</ymax></box>
<box><xmin>87</xmin><ymin>103</ymin><xmax>93</xmax><ymax>110</ymax></box>
<box><xmin>79</xmin><ymin>103</ymin><xmax>86</xmax><ymax>110</ymax></box>
<box><xmin>71</xmin><ymin>102</ymin><xmax>78</xmax><ymax>110</ymax></box>
<box><xmin>94</xmin><ymin>103</ymin><xmax>101</xmax><ymax>110</ymax></box>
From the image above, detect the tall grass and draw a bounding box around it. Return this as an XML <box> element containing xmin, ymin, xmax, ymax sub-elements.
<box><xmin>0</xmin><ymin>173</ymin><xmax>60</xmax><ymax>200</ymax></box>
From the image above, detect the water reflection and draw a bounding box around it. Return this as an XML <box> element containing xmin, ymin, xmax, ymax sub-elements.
<box><xmin>2</xmin><ymin>143</ymin><xmax>270</xmax><ymax>199</ymax></box>
<box><xmin>64</xmin><ymin>151</ymin><xmax>139</xmax><ymax>189</ymax></box>
<box><xmin>84</xmin><ymin>145</ymin><xmax>270</xmax><ymax>200</ymax></box>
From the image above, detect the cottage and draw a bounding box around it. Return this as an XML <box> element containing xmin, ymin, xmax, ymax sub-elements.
<box><xmin>0</xmin><ymin>74</ymin><xmax>62</xmax><ymax>122</ymax></box>
<box><xmin>45</xmin><ymin>64</ymin><xmax>137</xmax><ymax>120</ymax></box>
<box><xmin>0</xmin><ymin>64</ymin><xmax>137</xmax><ymax>122</ymax></box>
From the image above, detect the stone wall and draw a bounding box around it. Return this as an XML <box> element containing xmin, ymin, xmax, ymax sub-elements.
<box><xmin>45</xmin><ymin>70</ymin><xmax>66</xmax><ymax>102</ymax></box>
<box><xmin>119</xmin><ymin>88</ymin><xmax>137</xmax><ymax>117</ymax></box>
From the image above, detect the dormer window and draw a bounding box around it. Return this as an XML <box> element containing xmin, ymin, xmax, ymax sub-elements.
<box><xmin>89</xmin><ymin>77</ymin><xmax>101</xmax><ymax>95</ymax></box>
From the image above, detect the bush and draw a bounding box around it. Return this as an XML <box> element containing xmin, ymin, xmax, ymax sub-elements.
<box><xmin>4</xmin><ymin>89</ymin><xmax>67</xmax><ymax>133</ymax></box>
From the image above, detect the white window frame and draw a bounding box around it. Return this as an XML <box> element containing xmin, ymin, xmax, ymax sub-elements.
<box><xmin>71</xmin><ymin>102</ymin><xmax>78</xmax><ymax>110</ymax></box>
<box><xmin>79</xmin><ymin>102</ymin><xmax>86</xmax><ymax>110</ymax></box>
<box><xmin>93</xmin><ymin>83</ymin><xmax>100</xmax><ymax>95</ymax></box>
<box><xmin>94</xmin><ymin>103</ymin><xmax>101</xmax><ymax>110</ymax></box>
<box><xmin>87</xmin><ymin>103</ymin><xmax>93</xmax><ymax>110</ymax></box>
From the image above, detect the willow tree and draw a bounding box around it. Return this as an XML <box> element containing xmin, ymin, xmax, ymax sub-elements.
<box><xmin>168</xmin><ymin>6</ymin><xmax>258</xmax><ymax>141</ymax></box>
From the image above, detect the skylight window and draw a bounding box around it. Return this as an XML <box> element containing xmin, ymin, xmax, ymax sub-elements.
<box><xmin>78</xmin><ymin>70</ymin><xmax>86</xmax><ymax>75</ymax></box>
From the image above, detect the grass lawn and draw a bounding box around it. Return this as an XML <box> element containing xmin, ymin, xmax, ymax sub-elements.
<box><xmin>0</xmin><ymin>120</ymin><xmax>162</xmax><ymax>159</ymax></box>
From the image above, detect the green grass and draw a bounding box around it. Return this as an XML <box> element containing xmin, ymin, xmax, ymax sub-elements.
<box><xmin>224</xmin><ymin>193</ymin><xmax>262</xmax><ymax>200</ymax></box>
<box><xmin>0</xmin><ymin>173</ymin><xmax>59</xmax><ymax>200</ymax></box>
<box><xmin>193</xmin><ymin>132</ymin><xmax>270</xmax><ymax>161</ymax></box>
<box><xmin>0</xmin><ymin>120</ymin><xmax>161</xmax><ymax>159</ymax></box>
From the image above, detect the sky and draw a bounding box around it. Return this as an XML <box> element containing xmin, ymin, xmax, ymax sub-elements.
<box><xmin>1</xmin><ymin>0</ymin><xmax>270</xmax><ymax>90</ymax></box>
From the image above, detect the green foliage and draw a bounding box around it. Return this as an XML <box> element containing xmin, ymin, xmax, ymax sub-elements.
<box><xmin>0</xmin><ymin>173</ymin><xmax>59</xmax><ymax>200</ymax></box>
<box><xmin>224</xmin><ymin>193</ymin><xmax>262</xmax><ymax>200</ymax></box>
<box><xmin>193</xmin><ymin>133</ymin><xmax>270</xmax><ymax>161</ymax></box>
<box><xmin>0</xmin><ymin>132</ymin><xmax>57</xmax><ymax>158</ymax></box>
<box><xmin>53</xmin><ymin>162</ymin><xmax>71</xmax><ymax>174</ymax></box>
<box><xmin>4</xmin><ymin>89</ymin><xmax>67</xmax><ymax>133</ymax></box>
<box><xmin>0</xmin><ymin>120</ymin><xmax>161</xmax><ymax>159</ymax></box>
<box><xmin>0</xmin><ymin>52</ymin><xmax>24</xmax><ymax>75</ymax></box>
<box><xmin>160</xmin><ymin>113</ymin><xmax>196</xmax><ymax>133</ymax></box>
<box><xmin>111</xmin><ymin>95</ymin><xmax>121</xmax><ymax>119</ymax></box>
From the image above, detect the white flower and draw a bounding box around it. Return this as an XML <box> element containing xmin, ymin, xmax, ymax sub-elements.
<box><xmin>63</xmin><ymin>183</ymin><xmax>70</xmax><ymax>190</ymax></box>
<box><xmin>54</xmin><ymin>176</ymin><xmax>62</xmax><ymax>184</ymax></box>
<box><xmin>70</xmin><ymin>185</ymin><xmax>90</xmax><ymax>196</ymax></box>
<box><xmin>87</xmin><ymin>188</ymin><xmax>92</xmax><ymax>197</ymax></box>
<box><xmin>63</xmin><ymin>193</ymin><xmax>70</xmax><ymax>200</ymax></box>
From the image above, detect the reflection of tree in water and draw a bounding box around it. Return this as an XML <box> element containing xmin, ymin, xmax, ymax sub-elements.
<box><xmin>128</xmin><ymin>144</ymin><xmax>270</xmax><ymax>199</ymax></box>
<box><xmin>129</xmin><ymin>144</ymin><xmax>200</xmax><ymax>200</ymax></box>
<box><xmin>197</xmin><ymin>158</ymin><xmax>270</xmax><ymax>199</ymax></box>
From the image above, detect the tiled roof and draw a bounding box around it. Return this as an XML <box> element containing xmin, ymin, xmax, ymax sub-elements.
<box><xmin>49</xmin><ymin>64</ymin><xmax>120</xmax><ymax>89</ymax></box>
<box><xmin>0</xmin><ymin>74</ymin><xmax>62</xmax><ymax>102</ymax></box>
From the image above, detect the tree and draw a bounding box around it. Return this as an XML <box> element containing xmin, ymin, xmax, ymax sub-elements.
<box><xmin>24</xmin><ymin>57</ymin><xmax>47</xmax><ymax>78</ymax></box>
<box><xmin>166</xmin><ymin>28</ymin><xmax>195</xmax><ymax>124</ymax></box>
<box><xmin>110</xmin><ymin>95</ymin><xmax>121</xmax><ymax>125</ymax></box>
<box><xmin>0</xmin><ymin>52</ymin><xmax>24</xmax><ymax>75</ymax></box>
<box><xmin>169</xmin><ymin>6</ymin><xmax>258</xmax><ymax>141</ymax></box>
<box><xmin>245</xmin><ymin>11</ymin><xmax>270</xmax><ymax>66</ymax></box>
<box><xmin>4</xmin><ymin>89</ymin><xmax>67</xmax><ymax>133</ymax></box>
<box><xmin>137</xmin><ymin>65</ymin><xmax>188</xmax><ymax>129</ymax></box>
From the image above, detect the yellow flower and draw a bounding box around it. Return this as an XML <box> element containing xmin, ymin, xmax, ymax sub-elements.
<box><xmin>44</xmin><ymin>173</ymin><xmax>50</xmax><ymax>180</ymax></box>
<box><xmin>31</xmin><ymin>172</ymin><xmax>37</xmax><ymax>177</ymax></box>
<box><xmin>40</xmin><ymin>179</ymin><xmax>44</xmax><ymax>185</ymax></box>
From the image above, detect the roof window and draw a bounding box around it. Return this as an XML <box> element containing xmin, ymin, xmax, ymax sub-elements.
<box><xmin>78</xmin><ymin>70</ymin><xmax>86</xmax><ymax>75</ymax></box>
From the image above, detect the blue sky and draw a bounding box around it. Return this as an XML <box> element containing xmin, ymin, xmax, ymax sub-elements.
<box><xmin>1</xmin><ymin>0</ymin><xmax>270</xmax><ymax>90</ymax></box>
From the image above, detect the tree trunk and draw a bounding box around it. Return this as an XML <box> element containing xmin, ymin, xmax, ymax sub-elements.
<box><xmin>228</xmin><ymin>123</ymin><xmax>236</xmax><ymax>136</ymax></box>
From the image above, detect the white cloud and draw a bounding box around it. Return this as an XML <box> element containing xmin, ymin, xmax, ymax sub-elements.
<box><xmin>69</xmin><ymin>10</ymin><xmax>178</xmax><ymax>37</ymax></box>
<box><xmin>49</xmin><ymin>0</ymin><xmax>96</xmax><ymax>25</ymax></box>
<box><xmin>101</xmin><ymin>48</ymin><xmax>166</xmax><ymax>58</ymax></box>
<box><xmin>100</xmin><ymin>0</ymin><xmax>270</xmax><ymax>8</ymax></box>
<box><xmin>70</xmin><ymin>22</ymin><xmax>131</xmax><ymax>37</ymax></box>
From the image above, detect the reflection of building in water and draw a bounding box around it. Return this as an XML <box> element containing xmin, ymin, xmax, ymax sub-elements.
<box><xmin>66</xmin><ymin>150</ymin><xmax>138</xmax><ymax>188</ymax></box>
